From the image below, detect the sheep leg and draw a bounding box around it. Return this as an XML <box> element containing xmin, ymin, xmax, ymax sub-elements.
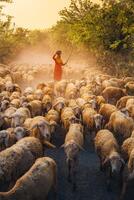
<box><xmin>119</xmin><ymin>181</ymin><xmax>127</xmax><ymax>200</ymax></box>
<box><xmin>106</xmin><ymin>167</ymin><xmax>112</xmax><ymax>191</ymax></box>
<box><xmin>52</xmin><ymin>168</ymin><xmax>58</xmax><ymax>200</ymax></box>
<box><xmin>72</xmin><ymin>157</ymin><xmax>78</xmax><ymax>192</ymax></box>
<box><xmin>67</xmin><ymin>159</ymin><xmax>72</xmax><ymax>183</ymax></box>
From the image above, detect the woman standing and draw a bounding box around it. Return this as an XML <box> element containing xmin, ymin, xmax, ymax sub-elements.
<box><xmin>53</xmin><ymin>50</ymin><xmax>66</xmax><ymax>81</ymax></box>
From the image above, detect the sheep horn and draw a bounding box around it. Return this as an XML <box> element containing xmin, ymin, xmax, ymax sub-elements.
<box><xmin>76</xmin><ymin>143</ymin><xmax>85</xmax><ymax>151</ymax></box>
<box><xmin>44</xmin><ymin>141</ymin><xmax>56</xmax><ymax>149</ymax></box>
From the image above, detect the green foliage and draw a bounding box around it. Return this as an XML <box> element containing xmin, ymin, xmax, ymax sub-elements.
<box><xmin>52</xmin><ymin>0</ymin><xmax>134</xmax><ymax>75</ymax></box>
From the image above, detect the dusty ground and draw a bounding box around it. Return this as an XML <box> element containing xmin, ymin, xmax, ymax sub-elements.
<box><xmin>45</xmin><ymin>127</ymin><xmax>129</xmax><ymax>200</ymax></box>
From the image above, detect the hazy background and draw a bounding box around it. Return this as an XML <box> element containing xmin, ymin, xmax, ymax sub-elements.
<box><xmin>3</xmin><ymin>0</ymin><xmax>100</xmax><ymax>29</ymax></box>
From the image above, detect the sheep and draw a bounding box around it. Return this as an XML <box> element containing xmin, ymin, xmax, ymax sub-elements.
<box><xmin>116</xmin><ymin>96</ymin><xmax>134</xmax><ymax>109</ymax></box>
<box><xmin>53</xmin><ymin>97</ymin><xmax>66</xmax><ymax>113</ymax></box>
<box><xmin>27</xmin><ymin>116</ymin><xmax>56</xmax><ymax>148</ymax></box>
<box><xmin>14</xmin><ymin>126</ymin><xmax>28</xmax><ymax>141</ymax></box>
<box><xmin>23</xmin><ymin>87</ymin><xmax>34</xmax><ymax>96</ymax></box>
<box><xmin>5</xmin><ymin>81</ymin><xmax>15</xmax><ymax>93</ymax></box>
<box><xmin>10</xmin><ymin>92</ymin><xmax>21</xmax><ymax>101</ymax></box>
<box><xmin>26</xmin><ymin>94</ymin><xmax>35</xmax><ymax>102</ymax></box>
<box><xmin>124</xmin><ymin>77</ymin><xmax>134</xmax><ymax>84</ymax></box>
<box><xmin>96</xmin><ymin>96</ymin><xmax>106</xmax><ymax>111</ymax></box>
<box><xmin>3</xmin><ymin>107</ymin><xmax>17</xmax><ymax>128</ymax></box>
<box><xmin>42</xmin><ymin>94</ymin><xmax>52</xmax><ymax>114</ymax></box>
<box><xmin>99</xmin><ymin>103</ymin><xmax>118</xmax><ymax>124</ymax></box>
<box><xmin>25</xmin><ymin>100</ymin><xmax>42</xmax><ymax>117</ymax></box>
<box><xmin>61</xmin><ymin>107</ymin><xmax>77</xmax><ymax>131</ymax></box>
<box><xmin>120</xmin><ymin>148</ymin><xmax>134</xmax><ymax>200</ymax></box>
<box><xmin>0</xmin><ymin>157</ymin><xmax>57</xmax><ymax>200</ymax></box>
<box><xmin>102</xmin><ymin>86</ymin><xmax>126</xmax><ymax>105</ymax></box>
<box><xmin>68</xmin><ymin>99</ymin><xmax>82</xmax><ymax>119</ymax></box>
<box><xmin>10</xmin><ymin>107</ymin><xmax>31</xmax><ymax>127</ymax></box>
<box><xmin>106</xmin><ymin>111</ymin><xmax>134</xmax><ymax>144</ymax></box>
<box><xmin>0</xmin><ymin>137</ymin><xmax>43</xmax><ymax>189</ymax></box>
<box><xmin>34</xmin><ymin>89</ymin><xmax>44</xmax><ymax>101</ymax></box>
<box><xmin>10</xmin><ymin>99</ymin><xmax>20</xmax><ymax>109</ymax></box>
<box><xmin>95</xmin><ymin>129</ymin><xmax>125</xmax><ymax>190</ymax></box>
<box><xmin>76</xmin><ymin>98</ymin><xmax>86</xmax><ymax>109</ymax></box>
<box><xmin>0</xmin><ymin>91</ymin><xmax>10</xmax><ymax>102</ymax></box>
<box><xmin>62</xmin><ymin>123</ymin><xmax>84</xmax><ymax>190</ymax></box>
<box><xmin>82</xmin><ymin>103</ymin><xmax>97</xmax><ymax>138</ymax></box>
<box><xmin>54</xmin><ymin>79</ymin><xmax>67</xmax><ymax>97</ymax></box>
<box><xmin>36</xmin><ymin>83</ymin><xmax>47</xmax><ymax>90</ymax></box>
<box><xmin>0</xmin><ymin>81</ymin><xmax>5</xmax><ymax>92</ymax></box>
<box><xmin>125</xmin><ymin>81</ymin><xmax>134</xmax><ymax>95</ymax></box>
<box><xmin>43</xmin><ymin>86</ymin><xmax>53</xmax><ymax>97</ymax></box>
<box><xmin>46</xmin><ymin>109</ymin><xmax>60</xmax><ymax>134</ymax></box>
<box><xmin>102</xmin><ymin>78</ymin><xmax>124</xmax><ymax>89</ymax></box>
<box><xmin>125</xmin><ymin>99</ymin><xmax>134</xmax><ymax>119</ymax></box>
<box><xmin>0</xmin><ymin>129</ymin><xmax>16</xmax><ymax>151</ymax></box>
<box><xmin>65</xmin><ymin>83</ymin><xmax>78</xmax><ymax>99</ymax></box>
<box><xmin>0</xmin><ymin>100</ymin><xmax>10</xmax><ymax>112</ymax></box>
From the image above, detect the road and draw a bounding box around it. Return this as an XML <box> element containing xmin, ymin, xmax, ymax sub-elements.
<box><xmin>45</xmin><ymin>127</ymin><xmax>129</xmax><ymax>200</ymax></box>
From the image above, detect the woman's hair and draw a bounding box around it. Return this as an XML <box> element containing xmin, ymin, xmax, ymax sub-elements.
<box><xmin>56</xmin><ymin>50</ymin><xmax>62</xmax><ymax>55</ymax></box>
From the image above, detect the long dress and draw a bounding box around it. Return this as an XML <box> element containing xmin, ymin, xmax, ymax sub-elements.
<box><xmin>53</xmin><ymin>55</ymin><xmax>64</xmax><ymax>81</ymax></box>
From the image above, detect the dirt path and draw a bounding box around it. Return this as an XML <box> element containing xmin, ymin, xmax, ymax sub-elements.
<box><xmin>45</xmin><ymin>128</ymin><xmax>123</xmax><ymax>200</ymax></box>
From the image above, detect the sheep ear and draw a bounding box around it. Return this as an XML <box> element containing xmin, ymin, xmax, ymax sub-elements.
<box><xmin>44</xmin><ymin>141</ymin><xmax>56</xmax><ymax>149</ymax></box>
<box><xmin>31</xmin><ymin>124</ymin><xmax>38</xmax><ymax>130</ymax></box>
<box><xmin>102</xmin><ymin>158</ymin><xmax>110</xmax><ymax>167</ymax></box>
<box><xmin>60</xmin><ymin>144</ymin><xmax>65</xmax><ymax>148</ymax></box>
<box><xmin>3</xmin><ymin>115</ymin><xmax>12</xmax><ymax>119</ymax></box>
<box><xmin>76</xmin><ymin>143</ymin><xmax>85</xmax><ymax>151</ymax></box>
<box><xmin>120</xmin><ymin>158</ymin><xmax>125</xmax><ymax>165</ymax></box>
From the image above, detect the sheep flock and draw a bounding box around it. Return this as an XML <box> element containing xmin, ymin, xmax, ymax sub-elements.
<box><xmin>0</xmin><ymin>63</ymin><xmax>133</xmax><ymax>200</ymax></box>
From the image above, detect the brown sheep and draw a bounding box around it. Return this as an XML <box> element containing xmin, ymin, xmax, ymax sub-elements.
<box><xmin>10</xmin><ymin>107</ymin><xmax>31</xmax><ymax>127</ymax></box>
<box><xmin>43</xmin><ymin>86</ymin><xmax>53</xmax><ymax>97</ymax></box>
<box><xmin>99</xmin><ymin>103</ymin><xmax>118</xmax><ymax>124</ymax></box>
<box><xmin>61</xmin><ymin>107</ymin><xmax>77</xmax><ymax>131</ymax></box>
<box><xmin>53</xmin><ymin>97</ymin><xmax>66</xmax><ymax>114</ymax></box>
<box><xmin>76</xmin><ymin>98</ymin><xmax>86</xmax><ymax>109</ymax></box>
<box><xmin>14</xmin><ymin>126</ymin><xmax>29</xmax><ymax>141</ymax></box>
<box><xmin>82</xmin><ymin>103</ymin><xmax>96</xmax><ymax>137</ymax></box>
<box><xmin>0</xmin><ymin>157</ymin><xmax>57</xmax><ymax>200</ymax></box>
<box><xmin>42</xmin><ymin>94</ymin><xmax>52</xmax><ymax>114</ymax></box>
<box><xmin>10</xmin><ymin>92</ymin><xmax>21</xmax><ymax>101</ymax></box>
<box><xmin>125</xmin><ymin>81</ymin><xmax>134</xmax><ymax>95</ymax></box>
<box><xmin>120</xmin><ymin>148</ymin><xmax>134</xmax><ymax>200</ymax></box>
<box><xmin>63</xmin><ymin>123</ymin><xmax>84</xmax><ymax>190</ymax></box>
<box><xmin>54</xmin><ymin>79</ymin><xmax>67</xmax><ymax>97</ymax></box>
<box><xmin>45</xmin><ymin>109</ymin><xmax>60</xmax><ymax>133</ymax></box>
<box><xmin>96</xmin><ymin>96</ymin><xmax>106</xmax><ymax>111</ymax></box>
<box><xmin>27</xmin><ymin>116</ymin><xmax>56</xmax><ymax>148</ymax></box>
<box><xmin>0</xmin><ymin>100</ymin><xmax>10</xmax><ymax>112</ymax></box>
<box><xmin>36</xmin><ymin>83</ymin><xmax>47</xmax><ymax>90</ymax></box>
<box><xmin>125</xmin><ymin>99</ymin><xmax>134</xmax><ymax>119</ymax></box>
<box><xmin>26</xmin><ymin>100</ymin><xmax>42</xmax><ymax>117</ymax></box>
<box><xmin>0</xmin><ymin>129</ymin><xmax>16</xmax><ymax>151</ymax></box>
<box><xmin>106</xmin><ymin>111</ymin><xmax>134</xmax><ymax>144</ymax></box>
<box><xmin>0</xmin><ymin>137</ymin><xmax>43</xmax><ymax>190</ymax></box>
<box><xmin>10</xmin><ymin>99</ymin><xmax>20</xmax><ymax>109</ymax></box>
<box><xmin>102</xmin><ymin>86</ymin><xmax>126</xmax><ymax>105</ymax></box>
<box><xmin>65</xmin><ymin>83</ymin><xmax>78</xmax><ymax>99</ymax></box>
<box><xmin>122</xmin><ymin>137</ymin><xmax>134</xmax><ymax>162</ymax></box>
<box><xmin>95</xmin><ymin>129</ymin><xmax>124</xmax><ymax>190</ymax></box>
<box><xmin>34</xmin><ymin>89</ymin><xmax>44</xmax><ymax>101</ymax></box>
<box><xmin>116</xmin><ymin>96</ymin><xmax>134</xmax><ymax>109</ymax></box>
<box><xmin>68</xmin><ymin>99</ymin><xmax>82</xmax><ymax>119</ymax></box>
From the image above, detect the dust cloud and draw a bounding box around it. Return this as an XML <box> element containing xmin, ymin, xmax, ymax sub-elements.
<box><xmin>10</xmin><ymin>44</ymin><xmax>98</xmax><ymax>90</ymax></box>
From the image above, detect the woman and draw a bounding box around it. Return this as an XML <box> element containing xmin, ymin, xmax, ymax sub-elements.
<box><xmin>53</xmin><ymin>50</ymin><xmax>66</xmax><ymax>81</ymax></box>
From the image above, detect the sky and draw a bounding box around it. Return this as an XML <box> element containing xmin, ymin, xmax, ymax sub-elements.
<box><xmin>3</xmin><ymin>0</ymin><xmax>100</xmax><ymax>29</ymax></box>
